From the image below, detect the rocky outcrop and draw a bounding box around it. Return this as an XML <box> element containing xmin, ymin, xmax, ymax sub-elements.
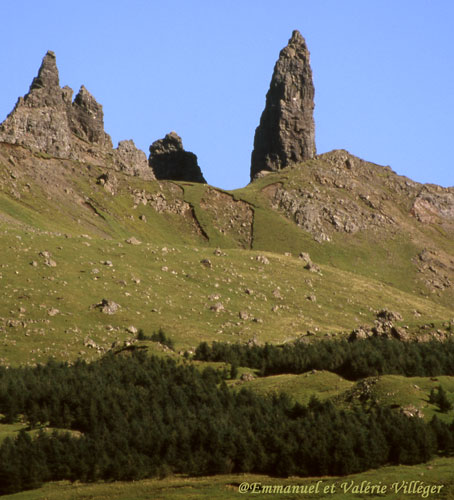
<box><xmin>250</xmin><ymin>30</ymin><xmax>316</xmax><ymax>180</ymax></box>
<box><xmin>0</xmin><ymin>51</ymin><xmax>154</xmax><ymax>179</ymax></box>
<box><xmin>0</xmin><ymin>51</ymin><xmax>73</xmax><ymax>157</ymax></box>
<box><xmin>68</xmin><ymin>85</ymin><xmax>112</xmax><ymax>148</ymax></box>
<box><xmin>410</xmin><ymin>187</ymin><xmax>454</xmax><ymax>225</ymax></box>
<box><xmin>148</xmin><ymin>132</ymin><xmax>206</xmax><ymax>183</ymax></box>
<box><xmin>113</xmin><ymin>140</ymin><xmax>154</xmax><ymax>179</ymax></box>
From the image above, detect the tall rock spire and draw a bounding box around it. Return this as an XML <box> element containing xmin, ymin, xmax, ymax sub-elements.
<box><xmin>0</xmin><ymin>51</ymin><xmax>73</xmax><ymax>155</ymax></box>
<box><xmin>29</xmin><ymin>50</ymin><xmax>60</xmax><ymax>91</ymax></box>
<box><xmin>250</xmin><ymin>30</ymin><xmax>316</xmax><ymax>180</ymax></box>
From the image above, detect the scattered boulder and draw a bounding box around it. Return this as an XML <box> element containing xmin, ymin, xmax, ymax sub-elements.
<box><xmin>210</xmin><ymin>302</ymin><xmax>225</xmax><ymax>312</ymax></box>
<box><xmin>256</xmin><ymin>255</ymin><xmax>270</xmax><ymax>265</ymax></box>
<box><xmin>39</xmin><ymin>251</ymin><xmax>57</xmax><ymax>267</ymax></box>
<box><xmin>84</xmin><ymin>338</ymin><xmax>98</xmax><ymax>349</ymax></box>
<box><xmin>240</xmin><ymin>372</ymin><xmax>255</xmax><ymax>382</ymax></box>
<box><xmin>96</xmin><ymin>172</ymin><xmax>118</xmax><ymax>194</ymax></box>
<box><xmin>298</xmin><ymin>252</ymin><xmax>320</xmax><ymax>272</ymax></box>
<box><xmin>376</xmin><ymin>309</ymin><xmax>403</xmax><ymax>322</ymax></box>
<box><xmin>400</xmin><ymin>405</ymin><xmax>424</xmax><ymax>419</ymax></box>
<box><xmin>250</xmin><ymin>30</ymin><xmax>316</xmax><ymax>180</ymax></box>
<box><xmin>349</xmin><ymin>326</ymin><xmax>372</xmax><ymax>341</ymax></box>
<box><xmin>299</xmin><ymin>252</ymin><xmax>311</xmax><ymax>264</ymax></box>
<box><xmin>125</xmin><ymin>237</ymin><xmax>141</xmax><ymax>245</ymax></box>
<box><xmin>391</xmin><ymin>326</ymin><xmax>412</xmax><ymax>341</ymax></box>
<box><xmin>200</xmin><ymin>258</ymin><xmax>212</xmax><ymax>268</ymax></box>
<box><xmin>148</xmin><ymin>131</ymin><xmax>206</xmax><ymax>183</ymax></box>
<box><xmin>95</xmin><ymin>299</ymin><xmax>120</xmax><ymax>315</ymax></box>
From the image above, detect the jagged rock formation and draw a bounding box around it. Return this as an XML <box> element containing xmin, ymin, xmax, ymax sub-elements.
<box><xmin>113</xmin><ymin>140</ymin><xmax>153</xmax><ymax>179</ymax></box>
<box><xmin>250</xmin><ymin>30</ymin><xmax>316</xmax><ymax>180</ymax></box>
<box><xmin>68</xmin><ymin>85</ymin><xmax>112</xmax><ymax>148</ymax></box>
<box><xmin>0</xmin><ymin>51</ymin><xmax>73</xmax><ymax>157</ymax></box>
<box><xmin>0</xmin><ymin>51</ymin><xmax>154</xmax><ymax>179</ymax></box>
<box><xmin>149</xmin><ymin>132</ymin><xmax>206</xmax><ymax>183</ymax></box>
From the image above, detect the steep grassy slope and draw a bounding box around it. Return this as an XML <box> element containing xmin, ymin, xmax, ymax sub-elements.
<box><xmin>1</xmin><ymin>142</ymin><xmax>453</xmax><ymax>367</ymax></box>
<box><xmin>2</xmin><ymin>222</ymin><xmax>453</xmax><ymax>366</ymax></box>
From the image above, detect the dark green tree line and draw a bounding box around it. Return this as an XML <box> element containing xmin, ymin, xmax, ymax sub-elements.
<box><xmin>0</xmin><ymin>352</ymin><xmax>453</xmax><ymax>494</ymax></box>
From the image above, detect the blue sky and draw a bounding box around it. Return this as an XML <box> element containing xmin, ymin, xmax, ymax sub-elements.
<box><xmin>1</xmin><ymin>0</ymin><xmax>453</xmax><ymax>189</ymax></box>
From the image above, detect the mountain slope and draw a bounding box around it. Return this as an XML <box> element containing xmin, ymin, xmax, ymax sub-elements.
<box><xmin>1</xmin><ymin>140</ymin><xmax>453</xmax><ymax>367</ymax></box>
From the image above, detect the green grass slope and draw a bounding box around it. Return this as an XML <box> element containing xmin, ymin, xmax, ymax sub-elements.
<box><xmin>1</xmin><ymin>221</ymin><xmax>452</xmax><ymax>366</ymax></box>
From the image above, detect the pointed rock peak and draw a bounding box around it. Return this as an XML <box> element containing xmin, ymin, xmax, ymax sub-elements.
<box><xmin>30</xmin><ymin>50</ymin><xmax>60</xmax><ymax>90</ymax></box>
<box><xmin>69</xmin><ymin>85</ymin><xmax>111</xmax><ymax>147</ymax></box>
<box><xmin>250</xmin><ymin>30</ymin><xmax>316</xmax><ymax>180</ymax></box>
<box><xmin>289</xmin><ymin>29</ymin><xmax>305</xmax><ymax>45</ymax></box>
<box><xmin>149</xmin><ymin>132</ymin><xmax>206</xmax><ymax>183</ymax></box>
<box><xmin>280</xmin><ymin>30</ymin><xmax>310</xmax><ymax>60</ymax></box>
<box><xmin>73</xmin><ymin>85</ymin><xmax>99</xmax><ymax>108</ymax></box>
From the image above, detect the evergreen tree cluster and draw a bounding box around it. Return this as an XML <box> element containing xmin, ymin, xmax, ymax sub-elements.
<box><xmin>194</xmin><ymin>338</ymin><xmax>454</xmax><ymax>379</ymax></box>
<box><xmin>0</xmin><ymin>353</ymin><xmax>452</xmax><ymax>494</ymax></box>
<box><xmin>137</xmin><ymin>328</ymin><xmax>174</xmax><ymax>350</ymax></box>
<box><xmin>429</xmin><ymin>386</ymin><xmax>454</xmax><ymax>413</ymax></box>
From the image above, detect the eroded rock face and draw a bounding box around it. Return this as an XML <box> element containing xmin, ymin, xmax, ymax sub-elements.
<box><xmin>113</xmin><ymin>140</ymin><xmax>154</xmax><ymax>179</ymax></box>
<box><xmin>0</xmin><ymin>51</ymin><xmax>154</xmax><ymax>180</ymax></box>
<box><xmin>148</xmin><ymin>132</ymin><xmax>206</xmax><ymax>183</ymax></box>
<box><xmin>250</xmin><ymin>30</ymin><xmax>316</xmax><ymax>180</ymax></box>
<box><xmin>0</xmin><ymin>51</ymin><xmax>112</xmax><ymax>158</ymax></box>
<box><xmin>410</xmin><ymin>188</ymin><xmax>454</xmax><ymax>224</ymax></box>
<box><xmin>0</xmin><ymin>51</ymin><xmax>73</xmax><ymax>157</ymax></box>
<box><xmin>68</xmin><ymin>85</ymin><xmax>112</xmax><ymax>148</ymax></box>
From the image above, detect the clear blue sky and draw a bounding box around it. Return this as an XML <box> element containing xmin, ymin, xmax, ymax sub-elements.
<box><xmin>1</xmin><ymin>0</ymin><xmax>453</xmax><ymax>189</ymax></box>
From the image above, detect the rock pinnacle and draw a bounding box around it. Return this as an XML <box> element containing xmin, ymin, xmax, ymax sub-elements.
<box><xmin>30</xmin><ymin>51</ymin><xmax>60</xmax><ymax>91</ymax></box>
<box><xmin>250</xmin><ymin>30</ymin><xmax>316</xmax><ymax>180</ymax></box>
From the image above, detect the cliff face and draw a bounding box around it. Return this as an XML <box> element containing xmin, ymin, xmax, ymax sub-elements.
<box><xmin>0</xmin><ymin>51</ymin><xmax>154</xmax><ymax>179</ymax></box>
<box><xmin>250</xmin><ymin>30</ymin><xmax>316</xmax><ymax>180</ymax></box>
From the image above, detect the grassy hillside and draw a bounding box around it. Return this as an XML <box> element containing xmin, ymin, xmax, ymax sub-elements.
<box><xmin>1</xmin><ymin>220</ymin><xmax>452</xmax><ymax>366</ymax></box>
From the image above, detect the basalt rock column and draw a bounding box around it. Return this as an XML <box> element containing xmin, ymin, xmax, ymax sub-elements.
<box><xmin>250</xmin><ymin>30</ymin><xmax>316</xmax><ymax>180</ymax></box>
